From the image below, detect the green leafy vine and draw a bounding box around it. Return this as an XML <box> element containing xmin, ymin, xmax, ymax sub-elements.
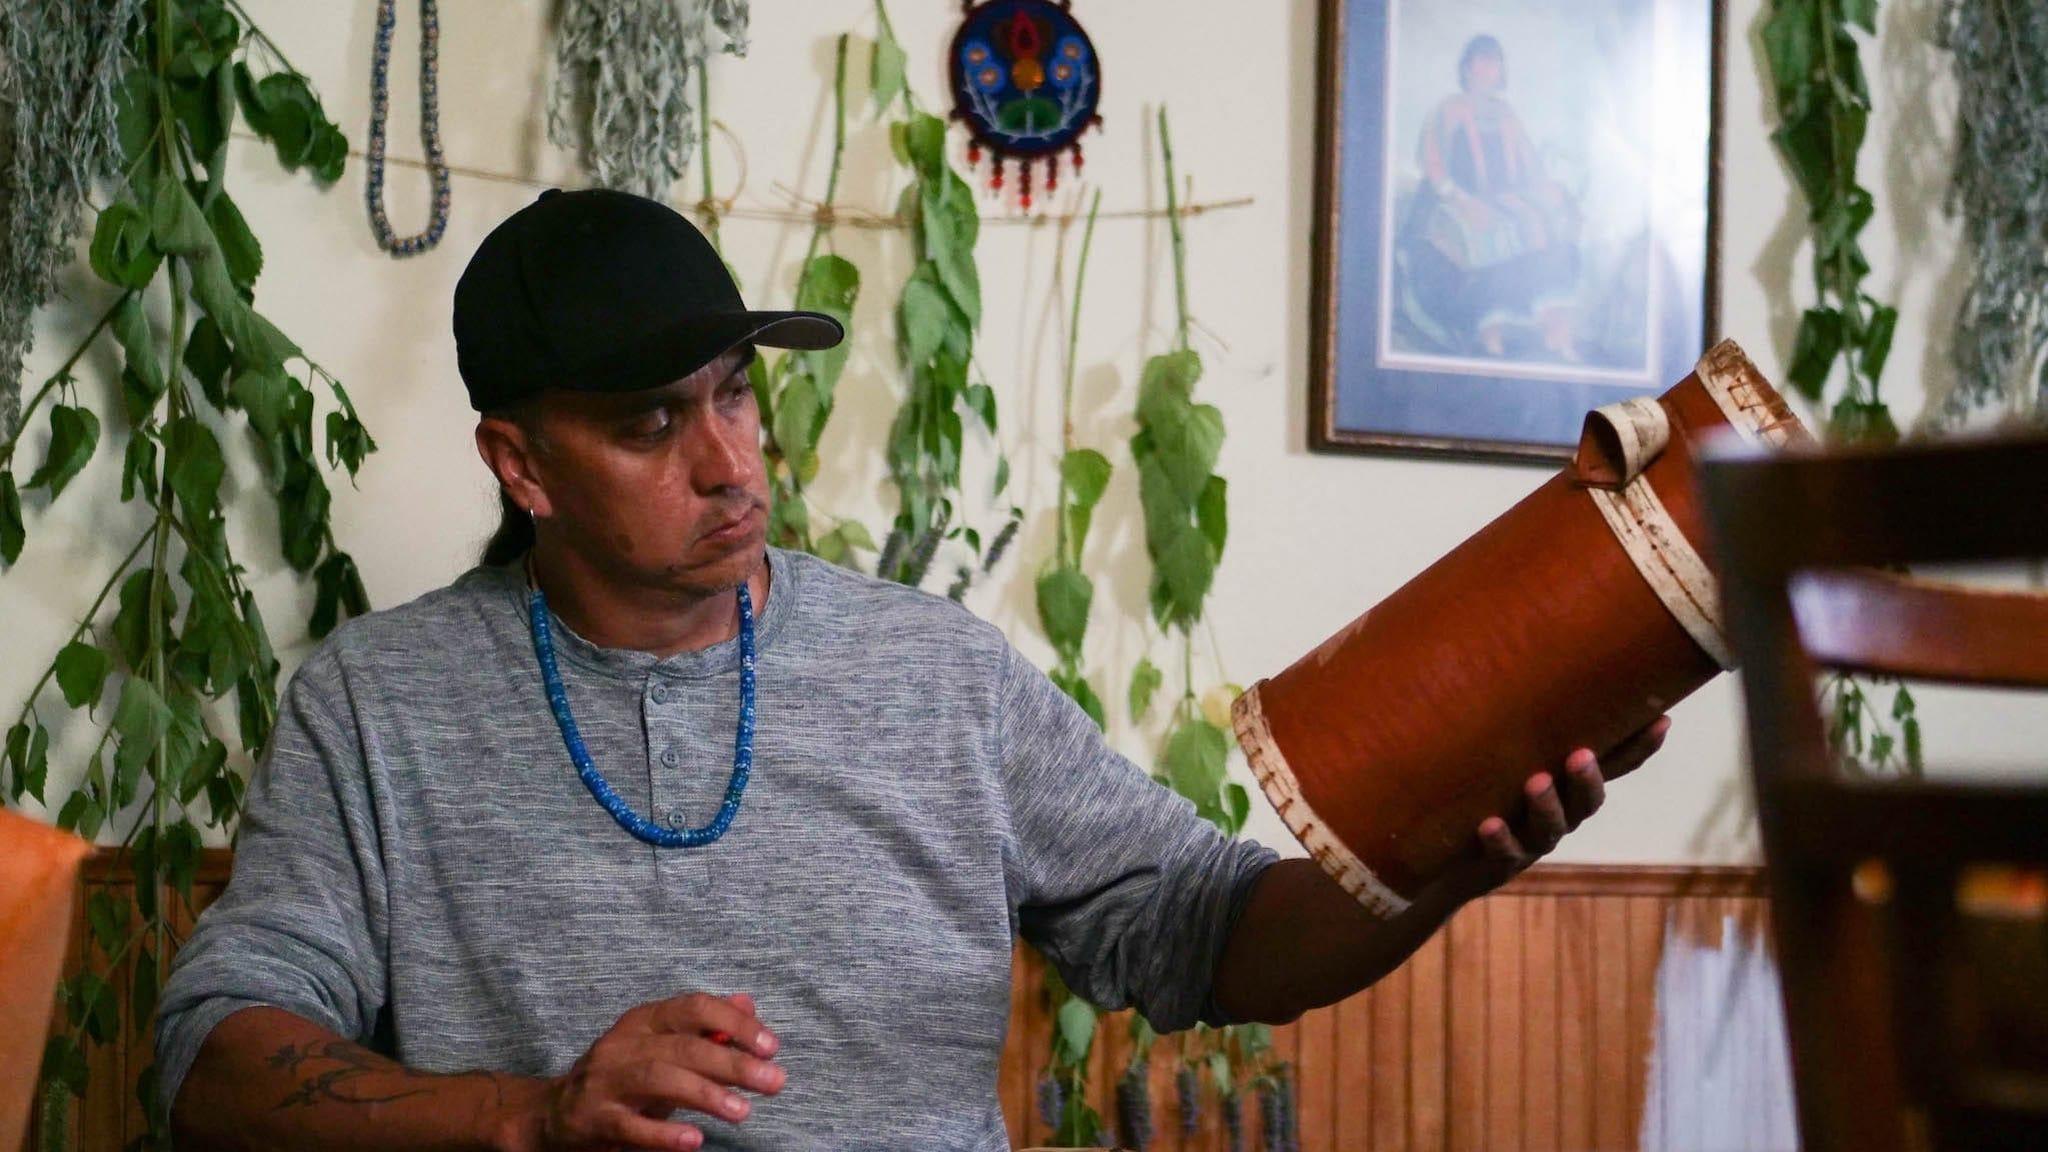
<box><xmin>752</xmin><ymin>34</ymin><xmax>873</xmax><ymax>567</ymax></box>
<box><xmin>1761</xmin><ymin>0</ymin><xmax>1924</xmax><ymax>774</ymax></box>
<box><xmin>1033</xmin><ymin>190</ymin><xmax>1112</xmax><ymax>1145</ymax></box>
<box><xmin>1130</xmin><ymin>109</ymin><xmax>1243</xmax><ymax>837</ymax></box>
<box><xmin>1042</xmin><ymin>968</ymin><xmax>1107</xmax><ymax>1145</ymax></box>
<box><xmin>1031</xmin><ymin>107</ymin><xmax>1270</xmax><ymax>1149</ymax></box>
<box><xmin>1036</xmin><ymin>190</ymin><xmax>1110</xmax><ymax>730</ymax></box>
<box><xmin>1128</xmin><ymin>106</ymin><xmax>1263</xmax><ymax>1142</ymax></box>
<box><xmin>871</xmin><ymin>1</ymin><xmax>1018</xmax><ymax>593</ymax></box>
<box><xmin>1</xmin><ymin>2</ymin><xmax>367</xmax><ymax>1145</ymax></box>
<box><xmin>1763</xmin><ymin>0</ymin><xmax>1900</xmax><ymax>443</ymax></box>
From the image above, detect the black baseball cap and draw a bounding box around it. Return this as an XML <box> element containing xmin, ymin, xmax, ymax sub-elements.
<box><xmin>453</xmin><ymin>188</ymin><xmax>844</xmax><ymax>411</ymax></box>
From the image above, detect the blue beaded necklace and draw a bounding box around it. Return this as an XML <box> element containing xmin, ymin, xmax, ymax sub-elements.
<box><xmin>525</xmin><ymin>566</ymin><xmax>757</xmax><ymax>848</ymax></box>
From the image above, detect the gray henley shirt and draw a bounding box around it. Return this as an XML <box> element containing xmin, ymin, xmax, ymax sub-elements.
<box><xmin>155</xmin><ymin>546</ymin><xmax>1277</xmax><ymax>1150</ymax></box>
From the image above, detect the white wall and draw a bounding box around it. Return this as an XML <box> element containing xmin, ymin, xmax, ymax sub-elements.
<box><xmin>6</xmin><ymin>0</ymin><xmax>2034</xmax><ymax>858</ymax></box>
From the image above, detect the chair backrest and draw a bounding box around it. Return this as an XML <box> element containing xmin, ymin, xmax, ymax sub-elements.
<box><xmin>1699</xmin><ymin>433</ymin><xmax>2048</xmax><ymax>1152</ymax></box>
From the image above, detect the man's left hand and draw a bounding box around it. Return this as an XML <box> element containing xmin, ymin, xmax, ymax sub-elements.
<box><xmin>1213</xmin><ymin>716</ymin><xmax>1675</xmax><ymax>1024</ymax></box>
<box><xmin>1434</xmin><ymin>715</ymin><xmax>1673</xmax><ymax>904</ymax></box>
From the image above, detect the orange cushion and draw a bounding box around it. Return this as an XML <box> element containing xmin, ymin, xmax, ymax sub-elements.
<box><xmin>0</xmin><ymin>809</ymin><xmax>91</xmax><ymax>1151</ymax></box>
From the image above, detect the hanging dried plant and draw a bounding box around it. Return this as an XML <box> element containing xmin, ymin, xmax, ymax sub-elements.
<box><xmin>1938</xmin><ymin>0</ymin><xmax>2048</xmax><ymax>425</ymax></box>
<box><xmin>1114</xmin><ymin>1063</ymin><xmax>1154</xmax><ymax>1150</ymax></box>
<box><xmin>547</xmin><ymin>0</ymin><xmax>749</xmax><ymax>199</ymax></box>
<box><xmin>1036</xmin><ymin>1068</ymin><xmax>1067</xmax><ymax>1131</ymax></box>
<box><xmin>1175</xmin><ymin>1063</ymin><xmax>1200</xmax><ymax>1137</ymax></box>
<box><xmin>0</xmin><ymin>0</ymin><xmax>143</xmax><ymax>444</ymax></box>
<box><xmin>1221</xmin><ymin>1087</ymin><xmax>1245</xmax><ymax>1152</ymax></box>
<box><xmin>1256</xmin><ymin>1065</ymin><xmax>1300</xmax><ymax>1152</ymax></box>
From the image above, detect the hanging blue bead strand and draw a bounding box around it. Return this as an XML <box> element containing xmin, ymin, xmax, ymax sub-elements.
<box><xmin>526</xmin><ymin>579</ymin><xmax>757</xmax><ymax>848</ymax></box>
<box><xmin>366</xmin><ymin>0</ymin><xmax>452</xmax><ymax>256</ymax></box>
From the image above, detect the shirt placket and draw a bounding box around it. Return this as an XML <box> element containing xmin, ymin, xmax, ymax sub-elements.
<box><xmin>644</xmin><ymin>674</ymin><xmax>710</xmax><ymax>896</ymax></box>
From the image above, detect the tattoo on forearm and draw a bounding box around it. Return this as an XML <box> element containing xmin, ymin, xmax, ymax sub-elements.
<box><xmin>266</xmin><ymin>1040</ymin><xmax>510</xmax><ymax>1112</ymax></box>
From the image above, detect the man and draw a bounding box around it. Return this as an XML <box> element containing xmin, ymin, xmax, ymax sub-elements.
<box><xmin>157</xmin><ymin>189</ymin><xmax>1667</xmax><ymax>1151</ymax></box>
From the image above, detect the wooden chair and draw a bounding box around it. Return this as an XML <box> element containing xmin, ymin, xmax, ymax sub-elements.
<box><xmin>1698</xmin><ymin>433</ymin><xmax>2048</xmax><ymax>1151</ymax></box>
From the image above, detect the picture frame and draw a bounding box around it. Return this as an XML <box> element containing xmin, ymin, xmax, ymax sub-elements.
<box><xmin>1308</xmin><ymin>0</ymin><xmax>1724</xmax><ymax>463</ymax></box>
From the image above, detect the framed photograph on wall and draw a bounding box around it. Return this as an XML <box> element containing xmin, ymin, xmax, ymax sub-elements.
<box><xmin>1309</xmin><ymin>0</ymin><xmax>1723</xmax><ymax>462</ymax></box>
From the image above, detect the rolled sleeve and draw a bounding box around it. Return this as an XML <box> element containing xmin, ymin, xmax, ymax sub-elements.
<box><xmin>996</xmin><ymin>643</ymin><xmax>1277</xmax><ymax>1032</ymax></box>
<box><xmin>154</xmin><ymin>648</ymin><xmax>390</xmax><ymax>1117</ymax></box>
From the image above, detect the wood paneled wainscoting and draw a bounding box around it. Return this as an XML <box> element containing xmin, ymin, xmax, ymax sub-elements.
<box><xmin>34</xmin><ymin>857</ymin><xmax>1778</xmax><ymax>1152</ymax></box>
<box><xmin>997</xmin><ymin>865</ymin><xmax>1784</xmax><ymax>1152</ymax></box>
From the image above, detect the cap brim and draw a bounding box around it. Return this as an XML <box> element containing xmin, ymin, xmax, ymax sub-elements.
<box><xmin>548</xmin><ymin>309</ymin><xmax>846</xmax><ymax>400</ymax></box>
<box><xmin>740</xmin><ymin>310</ymin><xmax>845</xmax><ymax>352</ymax></box>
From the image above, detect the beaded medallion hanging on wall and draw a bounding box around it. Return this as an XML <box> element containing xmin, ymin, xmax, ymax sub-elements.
<box><xmin>948</xmin><ymin>0</ymin><xmax>1101</xmax><ymax>210</ymax></box>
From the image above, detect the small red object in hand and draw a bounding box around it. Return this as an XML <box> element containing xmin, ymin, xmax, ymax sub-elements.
<box><xmin>708</xmin><ymin>1030</ymin><xmax>732</xmax><ymax>1046</ymax></box>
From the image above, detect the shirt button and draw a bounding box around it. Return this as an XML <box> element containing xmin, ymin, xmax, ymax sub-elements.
<box><xmin>651</xmin><ymin>687</ymin><xmax>671</xmax><ymax>705</ymax></box>
<box><xmin>660</xmin><ymin>747</ymin><xmax>681</xmax><ymax>769</ymax></box>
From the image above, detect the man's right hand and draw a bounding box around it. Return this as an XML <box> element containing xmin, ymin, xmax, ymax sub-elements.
<box><xmin>500</xmin><ymin>991</ymin><xmax>785</xmax><ymax>1152</ymax></box>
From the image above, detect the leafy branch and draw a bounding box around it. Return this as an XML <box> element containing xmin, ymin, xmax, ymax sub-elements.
<box><xmin>1040</xmin><ymin>967</ymin><xmax>1107</xmax><ymax>1146</ymax></box>
<box><xmin>1823</xmin><ymin>673</ymin><xmax>1924</xmax><ymax>775</ymax></box>
<box><xmin>754</xmin><ymin>34</ymin><xmax>871</xmax><ymax>567</ymax></box>
<box><xmin>1126</xmin><ymin>107</ymin><xmax>1260</xmax><ymax>1145</ymax></box>
<box><xmin>1036</xmin><ymin>190</ymin><xmax>1111</xmax><ymax>729</ymax></box>
<box><xmin>1129</xmin><ymin>109</ymin><xmax>1243</xmax><ymax>835</ymax></box>
<box><xmin>1032</xmin><ymin>190</ymin><xmax>1113</xmax><ymax>1145</ymax></box>
<box><xmin>1761</xmin><ymin>0</ymin><xmax>1928</xmax><ymax>774</ymax></box>
<box><xmin>0</xmin><ymin>301</ymin><xmax>128</xmax><ymax>487</ymax></box>
<box><xmin>871</xmin><ymin>0</ymin><xmax>1019</xmax><ymax>594</ymax></box>
<box><xmin>1762</xmin><ymin>0</ymin><xmax>1900</xmax><ymax>442</ymax></box>
<box><xmin>2</xmin><ymin>2</ymin><xmax>369</xmax><ymax>1145</ymax></box>
<box><xmin>1032</xmin><ymin>108</ymin><xmax>1258</xmax><ymax>1150</ymax></box>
